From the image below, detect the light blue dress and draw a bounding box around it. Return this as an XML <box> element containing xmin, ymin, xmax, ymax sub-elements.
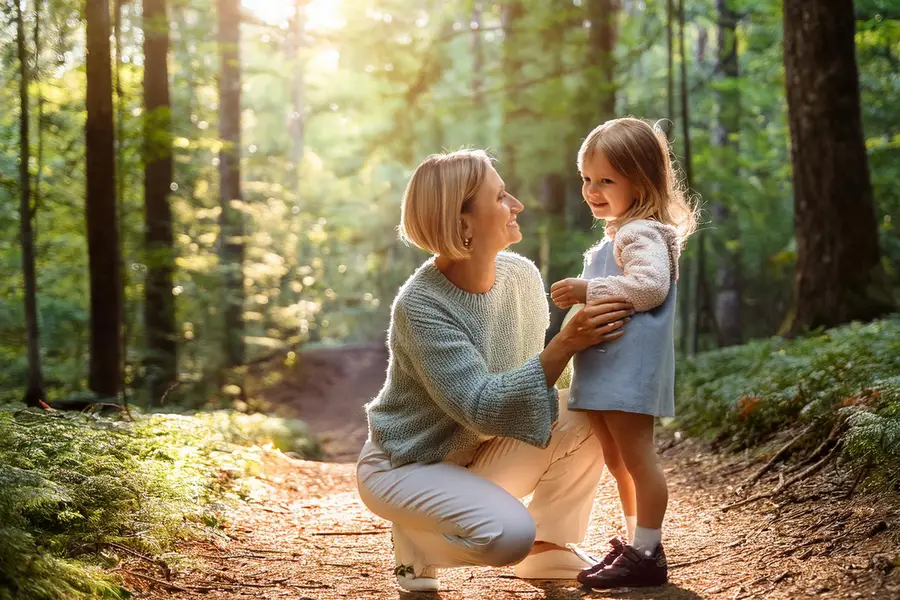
<box><xmin>568</xmin><ymin>239</ymin><xmax>677</xmax><ymax>417</ymax></box>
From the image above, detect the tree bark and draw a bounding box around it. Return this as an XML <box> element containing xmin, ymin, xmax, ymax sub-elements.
<box><xmin>471</xmin><ymin>4</ymin><xmax>484</xmax><ymax>110</ymax></box>
<box><xmin>713</xmin><ymin>0</ymin><xmax>743</xmax><ymax>346</ymax></box>
<box><xmin>500</xmin><ymin>0</ymin><xmax>524</xmax><ymax>194</ymax></box>
<box><xmin>666</xmin><ymin>0</ymin><xmax>674</xmax><ymax>126</ymax></box>
<box><xmin>570</xmin><ymin>0</ymin><xmax>620</xmax><ymax>232</ymax></box>
<box><xmin>218</xmin><ymin>0</ymin><xmax>244</xmax><ymax>367</ymax></box>
<box><xmin>784</xmin><ymin>0</ymin><xmax>893</xmax><ymax>331</ymax></box>
<box><xmin>287</xmin><ymin>0</ymin><xmax>306</xmax><ymax>191</ymax></box>
<box><xmin>679</xmin><ymin>0</ymin><xmax>708</xmax><ymax>355</ymax></box>
<box><xmin>18</xmin><ymin>0</ymin><xmax>46</xmax><ymax>408</ymax></box>
<box><xmin>143</xmin><ymin>0</ymin><xmax>177</xmax><ymax>400</ymax></box>
<box><xmin>85</xmin><ymin>0</ymin><xmax>122</xmax><ymax>398</ymax></box>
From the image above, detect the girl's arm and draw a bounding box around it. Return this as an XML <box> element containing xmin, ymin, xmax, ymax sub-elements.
<box><xmin>586</xmin><ymin>221</ymin><xmax>679</xmax><ymax>312</ymax></box>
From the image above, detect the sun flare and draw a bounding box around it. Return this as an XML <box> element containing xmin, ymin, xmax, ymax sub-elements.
<box><xmin>240</xmin><ymin>0</ymin><xmax>345</xmax><ymax>30</ymax></box>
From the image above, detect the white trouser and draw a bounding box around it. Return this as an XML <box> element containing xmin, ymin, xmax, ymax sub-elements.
<box><xmin>356</xmin><ymin>389</ymin><xmax>605</xmax><ymax>569</ymax></box>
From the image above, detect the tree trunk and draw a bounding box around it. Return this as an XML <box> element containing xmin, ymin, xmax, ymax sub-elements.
<box><xmin>679</xmin><ymin>0</ymin><xmax>707</xmax><ymax>355</ymax></box>
<box><xmin>500</xmin><ymin>0</ymin><xmax>524</xmax><ymax>194</ymax></box>
<box><xmin>783</xmin><ymin>0</ymin><xmax>893</xmax><ymax>331</ymax></box>
<box><xmin>471</xmin><ymin>4</ymin><xmax>484</xmax><ymax>130</ymax></box>
<box><xmin>287</xmin><ymin>0</ymin><xmax>306</xmax><ymax>191</ymax></box>
<box><xmin>143</xmin><ymin>0</ymin><xmax>177</xmax><ymax>400</ymax></box>
<box><xmin>666</xmin><ymin>0</ymin><xmax>674</xmax><ymax>127</ymax></box>
<box><xmin>279</xmin><ymin>0</ymin><xmax>307</xmax><ymax>312</ymax></box>
<box><xmin>18</xmin><ymin>0</ymin><xmax>46</xmax><ymax>408</ymax></box>
<box><xmin>218</xmin><ymin>0</ymin><xmax>244</xmax><ymax>367</ymax></box>
<box><xmin>569</xmin><ymin>0</ymin><xmax>619</xmax><ymax>231</ymax></box>
<box><xmin>113</xmin><ymin>0</ymin><xmax>132</xmax><ymax>398</ymax></box>
<box><xmin>669</xmin><ymin>0</ymin><xmax>690</xmax><ymax>352</ymax></box>
<box><xmin>85</xmin><ymin>0</ymin><xmax>122</xmax><ymax>398</ymax></box>
<box><xmin>713</xmin><ymin>0</ymin><xmax>743</xmax><ymax>346</ymax></box>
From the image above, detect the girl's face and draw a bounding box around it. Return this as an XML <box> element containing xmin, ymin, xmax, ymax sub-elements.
<box><xmin>581</xmin><ymin>151</ymin><xmax>636</xmax><ymax>221</ymax></box>
<box><xmin>461</xmin><ymin>165</ymin><xmax>524</xmax><ymax>255</ymax></box>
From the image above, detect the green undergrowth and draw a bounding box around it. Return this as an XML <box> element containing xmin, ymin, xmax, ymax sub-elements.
<box><xmin>674</xmin><ymin>315</ymin><xmax>900</xmax><ymax>488</ymax></box>
<box><xmin>0</xmin><ymin>407</ymin><xmax>320</xmax><ymax>600</ymax></box>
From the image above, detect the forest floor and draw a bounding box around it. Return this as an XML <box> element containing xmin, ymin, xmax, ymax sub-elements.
<box><xmin>123</xmin><ymin>343</ymin><xmax>900</xmax><ymax>600</ymax></box>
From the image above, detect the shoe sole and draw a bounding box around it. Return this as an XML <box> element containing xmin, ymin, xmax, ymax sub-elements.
<box><xmin>397</xmin><ymin>576</ymin><xmax>440</xmax><ymax>592</ymax></box>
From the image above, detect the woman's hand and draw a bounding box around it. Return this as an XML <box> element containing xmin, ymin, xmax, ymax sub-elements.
<box><xmin>550</xmin><ymin>278</ymin><xmax>589</xmax><ymax>309</ymax></box>
<box><xmin>559</xmin><ymin>297</ymin><xmax>633</xmax><ymax>353</ymax></box>
<box><xmin>539</xmin><ymin>297</ymin><xmax>633</xmax><ymax>387</ymax></box>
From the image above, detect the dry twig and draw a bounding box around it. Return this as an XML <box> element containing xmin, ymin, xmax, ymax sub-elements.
<box><xmin>313</xmin><ymin>529</ymin><xmax>388</xmax><ymax>536</ymax></box>
<box><xmin>743</xmin><ymin>423</ymin><xmax>816</xmax><ymax>487</ymax></box>
<box><xmin>722</xmin><ymin>442</ymin><xmax>842</xmax><ymax>512</ymax></box>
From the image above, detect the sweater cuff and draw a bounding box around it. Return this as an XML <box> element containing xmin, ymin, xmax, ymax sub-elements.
<box><xmin>512</xmin><ymin>355</ymin><xmax>559</xmax><ymax>448</ymax></box>
<box><xmin>587</xmin><ymin>277</ymin><xmax>621</xmax><ymax>303</ymax></box>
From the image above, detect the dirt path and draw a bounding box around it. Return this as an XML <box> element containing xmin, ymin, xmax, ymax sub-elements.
<box><xmin>126</xmin><ymin>345</ymin><xmax>900</xmax><ymax>600</ymax></box>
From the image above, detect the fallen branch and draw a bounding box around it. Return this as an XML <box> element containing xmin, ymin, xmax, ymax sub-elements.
<box><xmin>196</xmin><ymin>553</ymin><xmax>296</xmax><ymax>561</ymax></box>
<box><xmin>232</xmin><ymin>546</ymin><xmax>296</xmax><ymax>554</ymax></box>
<box><xmin>844</xmin><ymin>463</ymin><xmax>870</xmax><ymax>499</ymax></box>
<box><xmin>669</xmin><ymin>551</ymin><xmax>725</xmax><ymax>569</ymax></box>
<box><xmin>669</xmin><ymin>538</ymin><xmax>744</xmax><ymax>569</ymax></box>
<box><xmin>722</xmin><ymin>442</ymin><xmax>842</xmax><ymax>512</ymax></box>
<box><xmin>103</xmin><ymin>542</ymin><xmax>172</xmax><ymax>580</ymax></box>
<box><xmin>313</xmin><ymin>529</ymin><xmax>388</xmax><ymax>536</ymax></box>
<box><xmin>743</xmin><ymin>423</ymin><xmax>816</xmax><ymax>487</ymax></box>
<box><xmin>772</xmin><ymin>571</ymin><xmax>792</xmax><ymax>583</ymax></box>
<box><xmin>118</xmin><ymin>570</ymin><xmax>190</xmax><ymax>593</ymax></box>
<box><xmin>784</xmin><ymin>418</ymin><xmax>846</xmax><ymax>475</ymax></box>
<box><xmin>287</xmin><ymin>583</ymin><xmax>334</xmax><ymax>590</ymax></box>
<box><xmin>210</xmin><ymin>573</ymin><xmax>292</xmax><ymax>588</ymax></box>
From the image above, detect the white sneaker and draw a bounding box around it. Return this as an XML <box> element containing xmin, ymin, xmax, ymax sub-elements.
<box><xmin>513</xmin><ymin>545</ymin><xmax>598</xmax><ymax>580</ymax></box>
<box><xmin>392</xmin><ymin>525</ymin><xmax>440</xmax><ymax>592</ymax></box>
<box><xmin>395</xmin><ymin>564</ymin><xmax>440</xmax><ymax>592</ymax></box>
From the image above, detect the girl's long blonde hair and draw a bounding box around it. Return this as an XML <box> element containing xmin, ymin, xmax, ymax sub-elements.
<box><xmin>578</xmin><ymin>117</ymin><xmax>698</xmax><ymax>242</ymax></box>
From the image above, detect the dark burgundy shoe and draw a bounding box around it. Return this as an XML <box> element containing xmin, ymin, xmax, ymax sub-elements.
<box><xmin>576</xmin><ymin>537</ymin><xmax>626</xmax><ymax>585</ymax></box>
<box><xmin>580</xmin><ymin>543</ymin><xmax>668</xmax><ymax>589</ymax></box>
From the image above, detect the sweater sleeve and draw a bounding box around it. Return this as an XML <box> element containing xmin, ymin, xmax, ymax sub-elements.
<box><xmin>394</xmin><ymin>302</ymin><xmax>559</xmax><ymax>448</ymax></box>
<box><xmin>586</xmin><ymin>223</ymin><xmax>674</xmax><ymax>311</ymax></box>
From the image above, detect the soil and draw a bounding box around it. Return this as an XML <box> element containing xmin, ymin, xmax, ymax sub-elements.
<box><xmin>124</xmin><ymin>343</ymin><xmax>900</xmax><ymax>600</ymax></box>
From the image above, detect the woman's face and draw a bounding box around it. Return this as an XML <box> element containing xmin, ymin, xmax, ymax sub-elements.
<box><xmin>462</xmin><ymin>166</ymin><xmax>524</xmax><ymax>255</ymax></box>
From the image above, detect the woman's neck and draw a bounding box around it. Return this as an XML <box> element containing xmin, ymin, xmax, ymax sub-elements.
<box><xmin>434</xmin><ymin>251</ymin><xmax>498</xmax><ymax>294</ymax></box>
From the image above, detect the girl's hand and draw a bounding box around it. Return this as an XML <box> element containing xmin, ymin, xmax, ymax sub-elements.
<box><xmin>560</xmin><ymin>297</ymin><xmax>633</xmax><ymax>352</ymax></box>
<box><xmin>550</xmin><ymin>278</ymin><xmax>589</xmax><ymax>309</ymax></box>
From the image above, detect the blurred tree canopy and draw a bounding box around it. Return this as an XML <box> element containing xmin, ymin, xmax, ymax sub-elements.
<box><xmin>0</xmin><ymin>0</ymin><xmax>897</xmax><ymax>407</ymax></box>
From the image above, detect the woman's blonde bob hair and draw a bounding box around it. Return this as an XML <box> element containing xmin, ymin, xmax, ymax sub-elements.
<box><xmin>578</xmin><ymin>117</ymin><xmax>697</xmax><ymax>241</ymax></box>
<box><xmin>399</xmin><ymin>149</ymin><xmax>493</xmax><ymax>260</ymax></box>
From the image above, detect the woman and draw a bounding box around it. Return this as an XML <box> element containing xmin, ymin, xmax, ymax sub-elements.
<box><xmin>357</xmin><ymin>149</ymin><xmax>634</xmax><ymax>592</ymax></box>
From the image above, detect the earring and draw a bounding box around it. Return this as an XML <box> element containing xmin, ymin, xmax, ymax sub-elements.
<box><xmin>463</xmin><ymin>237</ymin><xmax>472</xmax><ymax>249</ymax></box>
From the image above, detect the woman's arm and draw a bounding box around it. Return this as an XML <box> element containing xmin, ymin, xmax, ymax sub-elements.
<box><xmin>395</xmin><ymin>303</ymin><xmax>560</xmax><ymax>448</ymax></box>
<box><xmin>540</xmin><ymin>298</ymin><xmax>633</xmax><ymax>385</ymax></box>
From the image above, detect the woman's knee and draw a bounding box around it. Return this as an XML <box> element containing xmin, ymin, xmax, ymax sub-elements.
<box><xmin>480</xmin><ymin>510</ymin><xmax>536</xmax><ymax>567</ymax></box>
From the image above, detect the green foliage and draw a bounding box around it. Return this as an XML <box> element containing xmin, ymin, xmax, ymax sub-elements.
<box><xmin>0</xmin><ymin>406</ymin><xmax>319</xmax><ymax>599</ymax></box>
<box><xmin>841</xmin><ymin>376</ymin><xmax>900</xmax><ymax>489</ymax></box>
<box><xmin>1</xmin><ymin>0</ymin><xmax>898</xmax><ymax>402</ymax></box>
<box><xmin>675</xmin><ymin>316</ymin><xmax>900</xmax><ymax>485</ymax></box>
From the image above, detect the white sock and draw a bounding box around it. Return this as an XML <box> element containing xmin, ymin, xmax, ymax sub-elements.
<box><xmin>632</xmin><ymin>526</ymin><xmax>662</xmax><ymax>557</ymax></box>
<box><xmin>624</xmin><ymin>515</ymin><xmax>637</xmax><ymax>543</ymax></box>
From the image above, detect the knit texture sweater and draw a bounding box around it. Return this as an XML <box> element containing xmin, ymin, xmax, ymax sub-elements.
<box><xmin>586</xmin><ymin>220</ymin><xmax>682</xmax><ymax>312</ymax></box>
<box><xmin>365</xmin><ymin>251</ymin><xmax>559</xmax><ymax>468</ymax></box>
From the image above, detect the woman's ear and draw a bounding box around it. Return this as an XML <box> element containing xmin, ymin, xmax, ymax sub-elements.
<box><xmin>459</xmin><ymin>214</ymin><xmax>475</xmax><ymax>241</ymax></box>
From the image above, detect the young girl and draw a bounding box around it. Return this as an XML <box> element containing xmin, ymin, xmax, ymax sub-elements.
<box><xmin>550</xmin><ymin>117</ymin><xmax>696</xmax><ymax>589</ymax></box>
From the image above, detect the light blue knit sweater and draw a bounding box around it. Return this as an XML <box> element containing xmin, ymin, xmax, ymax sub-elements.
<box><xmin>365</xmin><ymin>252</ymin><xmax>559</xmax><ymax>468</ymax></box>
